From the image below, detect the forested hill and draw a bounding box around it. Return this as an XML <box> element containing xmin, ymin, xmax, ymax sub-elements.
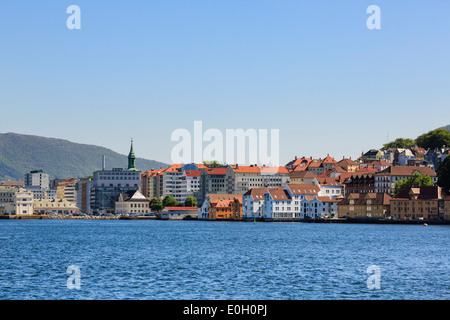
<box><xmin>0</xmin><ymin>133</ymin><xmax>168</xmax><ymax>181</ymax></box>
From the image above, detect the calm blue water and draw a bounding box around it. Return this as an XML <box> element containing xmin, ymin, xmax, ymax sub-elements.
<box><xmin>0</xmin><ymin>220</ymin><xmax>448</xmax><ymax>300</ymax></box>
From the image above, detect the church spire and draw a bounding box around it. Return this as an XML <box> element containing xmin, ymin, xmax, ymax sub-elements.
<box><xmin>128</xmin><ymin>138</ymin><xmax>137</xmax><ymax>171</ymax></box>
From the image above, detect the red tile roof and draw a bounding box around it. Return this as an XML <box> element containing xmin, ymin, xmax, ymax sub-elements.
<box><xmin>286</xmin><ymin>184</ymin><xmax>320</xmax><ymax>195</ymax></box>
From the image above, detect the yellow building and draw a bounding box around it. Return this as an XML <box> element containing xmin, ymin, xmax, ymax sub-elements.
<box><xmin>444</xmin><ymin>195</ymin><xmax>450</xmax><ymax>220</ymax></box>
<box><xmin>338</xmin><ymin>193</ymin><xmax>392</xmax><ymax>219</ymax></box>
<box><xmin>56</xmin><ymin>178</ymin><xmax>79</xmax><ymax>203</ymax></box>
<box><xmin>390</xmin><ymin>187</ymin><xmax>443</xmax><ymax>220</ymax></box>
<box><xmin>115</xmin><ymin>190</ymin><xmax>151</xmax><ymax>215</ymax></box>
<box><xmin>34</xmin><ymin>198</ymin><xmax>79</xmax><ymax>215</ymax></box>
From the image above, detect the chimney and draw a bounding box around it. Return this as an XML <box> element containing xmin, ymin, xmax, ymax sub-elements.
<box><xmin>102</xmin><ymin>155</ymin><xmax>106</xmax><ymax>171</ymax></box>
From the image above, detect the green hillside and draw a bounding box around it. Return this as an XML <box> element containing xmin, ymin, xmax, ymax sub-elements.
<box><xmin>0</xmin><ymin>133</ymin><xmax>168</xmax><ymax>181</ymax></box>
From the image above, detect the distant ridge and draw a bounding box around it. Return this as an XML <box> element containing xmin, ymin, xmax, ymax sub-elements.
<box><xmin>442</xmin><ymin>124</ymin><xmax>450</xmax><ymax>132</ymax></box>
<box><xmin>0</xmin><ymin>133</ymin><xmax>168</xmax><ymax>181</ymax></box>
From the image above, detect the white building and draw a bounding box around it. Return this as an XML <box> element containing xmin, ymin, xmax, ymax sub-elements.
<box><xmin>301</xmin><ymin>196</ymin><xmax>340</xmax><ymax>219</ymax></box>
<box><xmin>263</xmin><ymin>188</ymin><xmax>294</xmax><ymax>219</ymax></box>
<box><xmin>0</xmin><ymin>187</ymin><xmax>34</xmax><ymax>215</ymax></box>
<box><xmin>313</xmin><ymin>177</ymin><xmax>345</xmax><ymax>199</ymax></box>
<box><xmin>242</xmin><ymin>188</ymin><xmax>267</xmax><ymax>219</ymax></box>
<box><xmin>24</xmin><ymin>170</ymin><xmax>50</xmax><ymax>190</ymax></box>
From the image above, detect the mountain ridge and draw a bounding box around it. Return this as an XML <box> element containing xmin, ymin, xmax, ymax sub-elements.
<box><xmin>0</xmin><ymin>132</ymin><xmax>168</xmax><ymax>181</ymax></box>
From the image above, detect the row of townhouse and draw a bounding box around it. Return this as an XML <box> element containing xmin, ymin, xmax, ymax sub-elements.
<box><xmin>338</xmin><ymin>186</ymin><xmax>449</xmax><ymax>220</ymax></box>
<box><xmin>242</xmin><ymin>184</ymin><xmax>340</xmax><ymax>220</ymax></box>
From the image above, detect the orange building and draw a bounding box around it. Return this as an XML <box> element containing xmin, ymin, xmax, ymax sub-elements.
<box><xmin>207</xmin><ymin>194</ymin><xmax>243</xmax><ymax>220</ymax></box>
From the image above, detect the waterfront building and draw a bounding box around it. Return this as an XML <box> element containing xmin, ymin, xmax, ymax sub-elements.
<box><xmin>444</xmin><ymin>195</ymin><xmax>450</xmax><ymax>220</ymax></box>
<box><xmin>114</xmin><ymin>189</ymin><xmax>151</xmax><ymax>215</ymax></box>
<box><xmin>161</xmin><ymin>207</ymin><xmax>198</xmax><ymax>220</ymax></box>
<box><xmin>33</xmin><ymin>198</ymin><xmax>79</xmax><ymax>215</ymax></box>
<box><xmin>390</xmin><ymin>186</ymin><xmax>444</xmax><ymax>220</ymax></box>
<box><xmin>76</xmin><ymin>178</ymin><xmax>93</xmax><ymax>214</ymax></box>
<box><xmin>301</xmin><ymin>196</ymin><xmax>340</xmax><ymax>219</ymax></box>
<box><xmin>338</xmin><ymin>193</ymin><xmax>392</xmax><ymax>219</ymax></box>
<box><xmin>242</xmin><ymin>188</ymin><xmax>268</xmax><ymax>219</ymax></box>
<box><xmin>0</xmin><ymin>187</ymin><xmax>34</xmax><ymax>215</ymax></box>
<box><xmin>263</xmin><ymin>187</ymin><xmax>294</xmax><ymax>219</ymax></box>
<box><xmin>90</xmin><ymin>141</ymin><xmax>141</xmax><ymax>214</ymax></box>
<box><xmin>374</xmin><ymin>166</ymin><xmax>437</xmax><ymax>195</ymax></box>
<box><xmin>198</xmin><ymin>193</ymin><xmax>243</xmax><ymax>220</ymax></box>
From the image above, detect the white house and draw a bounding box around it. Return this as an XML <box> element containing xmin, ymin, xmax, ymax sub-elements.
<box><xmin>301</xmin><ymin>196</ymin><xmax>340</xmax><ymax>219</ymax></box>
<box><xmin>242</xmin><ymin>188</ymin><xmax>268</xmax><ymax>219</ymax></box>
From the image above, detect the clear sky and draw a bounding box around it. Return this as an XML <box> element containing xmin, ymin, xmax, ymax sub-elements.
<box><xmin>1</xmin><ymin>1</ymin><xmax>449</xmax><ymax>166</ymax></box>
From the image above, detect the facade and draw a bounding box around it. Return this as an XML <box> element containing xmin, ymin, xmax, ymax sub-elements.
<box><xmin>314</xmin><ymin>177</ymin><xmax>344</xmax><ymax>199</ymax></box>
<box><xmin>360</xmin><ymin>149</ymin><xmax>382</xmax><ymax>163</ymax></box>
<box><xmin>160</xmin><ymin>207</ymin><xmax>198</xmax><ymax>220</ymax></box>
<box><xmin>197</xmin><ymin>167</ymin><xmax>228</xmax><ymax>205</ymax></box>
<box><xmin>115</xmin><ymin>190</ymin><xmax>151</xmax><ymax>215</ymax></box>
<box><xmin>374</xmin><ymin>166</ymin><xmax>437</xmax><ymax>195</ymax></box>
<box><xmin>263</xmin><ymin>188</ymin><xmax>294</xmax><ymax>219</ymax></box>
<box><xmin>336</xmin><ymin>158</ymin><xmax>359</xmax><ymax>172</ymax></box>
<box><xmin>24</xmin><ymin>170</ymin><xmax>50</xmax><ymax>190</ymax></box>
<box><xmin>225</xmin><ymin>165</ymin><xmax>290</xmax><ymax>194</ymax></box>
<box><xmin>90</xmin><ymin>141</ymin><xmax>141</xmax><ymax>214</ymax></box>
<box><xmin>76</xmin><ymin>178</ymin><xmax>93</xmax><ymax>214</ymax></box>
<box><xmin>444</xmin><ymin>195</ymin><xmax>450</xmax><ymax>221</ymax></box>
<box><xmin>198</xmin><ymin>193</ymin><xmax>243</xmax><ymax>220</ymax></box>
<box><xmin>307</xmin><ymin>159</ymin><xmax>324</xmax><ymax>175</ymax></box>
<box><xmin>56</xmin><ymin>178</ymin><xmax>79</xmax><ymax>204</ymax></box>
<box><xmin>33</xmin><ymin>198</ymin><xmax>79</xmax><ymax>215</ymax></box>
<box><xmin>0</xmin><ymin>187</ymin><xmax>34</xmax><ymax>215</ymax></box>
<box><xmin>338</xmin><ymin>193</ymin><xmax>392</xmax><ymax>219</ymax></box>
<box><xmin>242</xmin><ymin>188</ymin><xmax>268</xmax><ymax>219</ymax></box>
<box><xmin>301</xmin><ymin>196</ymin><xmax>340</xmax><ymax>219</ymax></box>
<box><xmin>390</xmin><ymin>186</ymin><xmax>443</xmax><ymax>220</ymax></box>
<box><xmin>288</xmin><ymin>170</ymin><xmax>317</xmax><ymax>184</ymax></box>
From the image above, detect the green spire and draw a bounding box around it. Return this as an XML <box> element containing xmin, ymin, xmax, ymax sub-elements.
<box><xmin>128</xmin><ymin>138</ymin><xmax>137</xmax><ymax>171</ymax></box>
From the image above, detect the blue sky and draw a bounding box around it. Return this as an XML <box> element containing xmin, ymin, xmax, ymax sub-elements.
<box><xmin>1</xmin><ymin>1</ymin><xmax>449</xmax><ymax>166</ymax></box>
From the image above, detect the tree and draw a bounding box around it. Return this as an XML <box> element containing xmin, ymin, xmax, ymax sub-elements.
<box><xmin>436</xmin><ymin>156</ymin><xmax>450</xmax><ymax>194</ymax></box>
<box><xmin>392</xmin><ymin>173</ymin><xmax>435</xmax><ymax>197</ymax></box>
<box><xmin>381</xmin><ymin>138</ymin><xmax>416</xmax><ymax>150</ymax></box>
<box><xmin>203</xmin><ymin>160</ymin><xmax>221</xmax><ymax>168</ymax></box>
<box><xmin>185</xmin><ymin>196</ymin><xmax>197</xmax><ymax>207</ymax></box>
<box><xmin>416</xmin><ymin>129</ymin><xmax>450</xmax><ymax>150</ymax></box>
<box><xmin>162</xmin><ymin>195</ymin><xmax>178</xmax><ymax>207</ymax></box>
<box><xmin>150</xmin><ymin>198</ymin><xmax>164</xmax><ymax>212</ymax></box>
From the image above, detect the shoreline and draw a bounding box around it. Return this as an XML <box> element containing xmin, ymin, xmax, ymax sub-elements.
<box><xmin>1</xmin><ymin>214</ymin><xmax>449</xmax><ymax>225</ymax></box>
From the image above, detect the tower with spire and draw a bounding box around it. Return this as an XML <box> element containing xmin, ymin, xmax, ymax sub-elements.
<box><xmin>128</xmin><ymin>138</ymin><xmax>138</xmax><ymax>171</ymax></box>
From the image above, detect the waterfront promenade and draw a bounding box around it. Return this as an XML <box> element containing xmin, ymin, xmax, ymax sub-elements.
<box><xmin>1</xmin><ymin>214</ymin><xmax>448</xmax><ymax>225</ymax></box>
